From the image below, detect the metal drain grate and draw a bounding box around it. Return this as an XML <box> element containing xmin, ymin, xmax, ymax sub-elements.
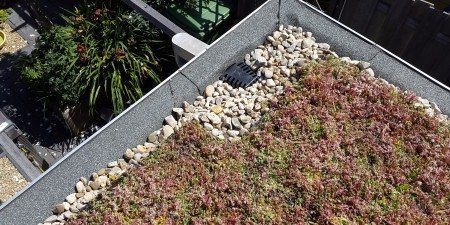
<box><xmin>220</xmin><ymin>62</ymin><xmax>259</xmax><ymax>88</ymax></box>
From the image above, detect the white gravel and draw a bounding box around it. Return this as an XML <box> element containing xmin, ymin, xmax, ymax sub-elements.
<box><xmin>0</xmin><ymin>157</ymin><xmax>27</xmax><ymax>204</ymax></box>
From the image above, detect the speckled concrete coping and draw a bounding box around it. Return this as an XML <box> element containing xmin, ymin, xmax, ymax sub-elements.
<box><xmin>0</xmin><ymin>0</ymin><xmax>448</xmax><ymax>224</ymax></box>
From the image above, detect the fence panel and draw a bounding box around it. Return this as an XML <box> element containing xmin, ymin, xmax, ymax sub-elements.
<box><xmin>330</xmin><ymin>0</ymin><xmax>450</xmax><ymax>86</ymax></box>
<box><xmin>404</xmin><ymin>8</ymin><xmax>447</xmax><ymax>67</ymax></box>
<box><xmin>363</xmin><ymin>0</ymin><xmax>394</xmax><ymax>42</ymax></box>
<box><xmin>387</xmin><ymin>1</ymin><xmax>434</xmax><ymax>56</ymax></box>
<box><xmin>428</xmin><ymin>15</ymin><xmax>450</xmax><ymax>83</ymax></box>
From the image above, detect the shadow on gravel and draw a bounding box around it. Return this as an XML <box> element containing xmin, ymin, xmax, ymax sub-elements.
<box><xmin>0</xmin><ymin>51</ymin><xmax>72</xmax><ymax>153</ymax></box>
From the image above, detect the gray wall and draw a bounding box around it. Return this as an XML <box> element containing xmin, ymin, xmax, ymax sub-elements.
<box><xmin>0</xmin><ymin>0</ymin><xmax>448</xmax><ymax>224</ymax></box>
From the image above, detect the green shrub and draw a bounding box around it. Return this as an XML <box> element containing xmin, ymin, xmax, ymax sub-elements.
<box><xmin>21</xmin><ymin>26</ymin><xmax>80</xmax><ymax>106</ymax></box>
<box><xmin>0</xmin><ymin>9</ymin><xmax>9</xmax><ymax>23</ymax></box>
<box><xmin>20</xmin><ymin>0</ymin><xmax>173</xmax><ymax>114</ymax></box>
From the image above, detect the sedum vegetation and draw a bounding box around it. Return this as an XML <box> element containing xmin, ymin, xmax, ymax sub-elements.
<box><xmin>68</xmin><ymin>60</ymin><xmax>450</xmax><ymax>224</ymax></box>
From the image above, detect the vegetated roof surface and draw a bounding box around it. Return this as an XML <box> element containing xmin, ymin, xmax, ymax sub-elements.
<box><xmin>68</xmin><ymin>60</ymin><xmax>450</xmax><ymax>224</ymax></box>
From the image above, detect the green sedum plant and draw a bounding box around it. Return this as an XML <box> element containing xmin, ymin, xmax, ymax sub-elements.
<box><xmin>67</xmin><ymin>60</ymin><xmax>450</xmax><ymax>224</ymax></box>
<box><xmin>20</xmin><ymin>0</ymin><xmax>172</xmax><ymax>114</ymax></box>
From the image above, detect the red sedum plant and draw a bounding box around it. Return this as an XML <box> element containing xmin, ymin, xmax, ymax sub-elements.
<box><xmin>68</xmin><ymin>60</ymin><xmax>450</xmax><ymax>224</ymax></box>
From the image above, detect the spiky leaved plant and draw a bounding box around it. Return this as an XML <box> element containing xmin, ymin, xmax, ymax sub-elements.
<box><xmin>69</xmin><ymin>0</ymin><xmax>173</xmax><ymax>114</ymax></box>
<box><xmin>20</xmin><ymin>0</ymin><xmax>173</xmax><ymax>115</ymax></box>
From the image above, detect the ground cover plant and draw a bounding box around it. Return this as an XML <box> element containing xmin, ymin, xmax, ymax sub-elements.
<box><xmin>20</xmin><ymin>0</ymin><xmax>173</xmax><ymax>114</ymax></box>
<box><xmin>68</xmin><ymin>59</ymin><xmax>450</xmax><ymax>224</ymax></box>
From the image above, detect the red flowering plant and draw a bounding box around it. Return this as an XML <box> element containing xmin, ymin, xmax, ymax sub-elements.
<box><xmin>68</xmin><ymin>59</ymin><xmax>450</xmax><ymax>224</ymax></box>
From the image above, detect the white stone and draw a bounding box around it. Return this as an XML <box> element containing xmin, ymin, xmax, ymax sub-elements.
<box><xmin>205</xmin><ymin>85</ymin><xmax>215</xmax><ymax>97</ymax></box>
<box><xmin>162</xmin><ymin>125</ymin><xmax>174</xmax><ymax>139</ymax></box>
<box><xmin>172</xmin><ymin>108</ymin><xmax>184</xmax><ymax>119</ymax></box>
<box><xmin>204</xmin><ymin>123</ymin><xmax>214</xmax><ymax>131</ymax></box>
<box><xmin>133</xmin><ymin>153</ymin><xmax>142</xmax><ymax>162</ymax></box>
<box><xmin>255</xmin><ymin>56</ymin><xmax>267</xmax><ymax>66</ymax></box>
<box><xmin>136</xmin><ymin>145</ymin><xmax>148</xmax><ymax>154</ymax></box>
<box><xmin>62</xmin><ymin>202</ymin><xmax>70</xmax><ymax>211</ymax></box>
<box><xmin>273</xmin><ymin>31</ymin><xmax>282</xmax><ymax>40</ymax></box>
<box><xmin>75</xmin><ymin>181</ymin><xmax>85</xmax><ymax>193</ymax></box>
<box><xmin>318</xmin><ymin>43</ymin><xmax>330</xmax><ymax>50</ymax></box>
<box><xmin>96</xmin><ymin>175</ymin><xmax>108</xmax><ymax>187</ymax></box>
<box><xmin>266</xmin><ymin>79</ymin><xmax>276</xmax><ymax>87</ymax></box>
<box><xmin>357</xmin><ymin>61</ymin><xmax>371</xmax><ymax>70</ymax></box>
<box><xmin>66</xmin><ymin>193</ymin><xmax>77</xmax><ymax>204</ymax></box>
<box><xmin>124</xmin><ymin>148</ymin><xmax>135</xmax><ymax>160</ymax></box>
<box><xmin>211</xmin><ymin>129</ymin><xmax>221</xmax><ymax>137</ymax></box>
<box><xmin>239</xmin><ymin>128</ymin><xmax>249</xmax><ymax>136</ymax></box>
<box><xmin>147</xmin><ymin>132</ymin><xmax>158</xmax><ymax>143</ymax></box>
<box><xmin>76</xmin><ymin>202</ymin><xmax>86</xmax><ymax>210</ymax></box>
<box><xmin>107</xmin><ymin>161</ymin><xmax>118</xmax><ymax>168</ymax></box>
<box><xmin>109</xmin><ymin>166</ymin><xmax>123</xmax><ymax>176</ymax></box>
<box><xmin>62</xmin><ymin>211</ymin><xmax>73</xmax><ymax>220</ymax></box>
<box><xmin>227</xmin><ymin>130</ymin><xmax>240</xmax><ymax>137</ymax></box>
<box><xmin>302</xmin><ymin>38</ymin><xmax>314</xmax><ymax>49</ymax></box>
<box><xmin>363</xmin><ymin>68</ymin><xmax>374</xmax><ymax>76</ymax></box>
<box><xmin>264</xmin><ymin>68</ymin><xmax>273</xmax><ymax>78</ymax></box>
<box><xmin>81</xmin><ymin>192</ymin><xmax>95</xmax><ymax>203</ymax></box>
<box><xmin>417</xmin><ymin>97</ymin><xmax>430</xmax><ymax>107</ymax></box>
<box><xmin>144</xmin><ymin>142</ymin><xmax>156</xmax><ymax>151</ymax></box>
<box><xmin>80</xmin><ymin>177</ymin><xmax>88</xmax><ymax>185</ymax></box>
<box><xmin>430</xmin><ymin>102</ymin><xmax>441</xmax><ymax>114</ymax></box>
<box><xmin>224</xmin><ymin>101</ymin><xmax>236</xmax><ymax>108</ymax></box>
<box><xmin>239</xmin><ymin>115</ymin><xmax>252</xmax><ymax>124</ymax></box>
<box><xmin>44</xmin><ymin>215</ymin><xmax>58</xmax><ymax>223</ymax></box>
<box><xmin>69</xmin><ymin>205</ymin><xmax>79</xmax><ymax>213</ymax></box>
<box><xmin>56</xmin><ymin>214</ymin><xmax>65</xmax><ymax>222</ymax></box>
<box><xmin>90</xmin><ymin>180</ymin><xmax>101</xmax><ymax>190</ymax></box>
<box><xmin>164</xmin><ymin>115</ymin><xmax>177</xmax><ymax>128</ymax></box>
<box><xmin>207</xmin><ymin>113</ymin><xmax>221</xmax><ymax>125</ymax></box>
<box><xmin>223</xmin><ymin>117</ymin><xmax>232</xmax><ymax>129</ymax></box>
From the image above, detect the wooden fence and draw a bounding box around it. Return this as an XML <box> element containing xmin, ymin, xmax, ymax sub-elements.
<box><xmin>325</xmin><ymin>0</ymin><xmax>450</xmax><ymax>87</ymax></box>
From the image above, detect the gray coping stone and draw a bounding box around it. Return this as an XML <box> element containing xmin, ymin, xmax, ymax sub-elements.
<box><xmin>0</xmin><ymin>74</ymin><xmax>176</xmax><ymax>224</ymax></box>
<box><xmin>179</xmin><ymin>0</ymin><xmax>279</xmax><ymax>91</ymax></box>
<box><xmin>1</xmin><ymin>0</ymin><xmax>449</xmax><ymax>224</ymax></box>
<box><xmin>170</xmin><ymin>72</ymin><xmax>202</xmax><ymax>106</ymax></box>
